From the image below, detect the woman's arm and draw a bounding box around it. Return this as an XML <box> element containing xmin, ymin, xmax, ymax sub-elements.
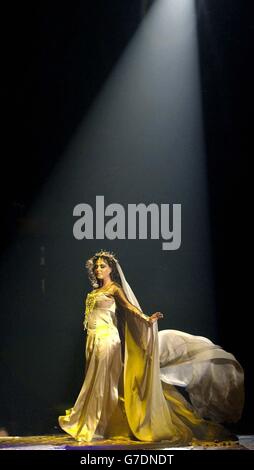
<box><xmin>112</xmin><ymin>284</ymin><xmax>163</xmax><ymax>326</ymax></box>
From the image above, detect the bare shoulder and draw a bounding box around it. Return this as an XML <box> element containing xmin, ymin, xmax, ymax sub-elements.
<box><xmin>111</xmin><ymin>281</ymin><xmax>122</xmax><ymax>290</ymax></box>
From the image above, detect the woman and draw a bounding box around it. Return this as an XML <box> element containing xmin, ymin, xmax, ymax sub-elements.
<box><xmin>58</xmin><ymin>250</ymin><xmax>244</xmax><ymax>444</ymax></box>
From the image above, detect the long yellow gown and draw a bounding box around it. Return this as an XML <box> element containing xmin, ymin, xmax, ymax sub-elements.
<box><xmin>58</xmin><ymin>282</ymin><xmax>244</xmax><ymax>443</ymax></box>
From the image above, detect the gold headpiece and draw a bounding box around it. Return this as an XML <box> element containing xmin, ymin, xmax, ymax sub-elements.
<box><xmin>93</xmin><ymin>249</ymin><xmax>118</xmax><ymax>264</ymax></box>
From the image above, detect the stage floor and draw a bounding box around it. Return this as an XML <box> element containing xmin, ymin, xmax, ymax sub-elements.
<box><xmin>0</xmin><ymin>434</ymin><xmax>253</xmax><ymax>450</ymax></box>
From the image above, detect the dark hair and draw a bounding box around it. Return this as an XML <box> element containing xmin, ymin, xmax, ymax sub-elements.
<box><xmin>85</xmin><ymin>251</ymin><xmax>122</xmax><ymax>288</ymax></box>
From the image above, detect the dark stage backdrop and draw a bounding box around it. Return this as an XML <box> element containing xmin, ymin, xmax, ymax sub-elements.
<box><xmin>0</xmin><ymin>1</ymin><xmax>252</xmax><ymax>435</ymax></box>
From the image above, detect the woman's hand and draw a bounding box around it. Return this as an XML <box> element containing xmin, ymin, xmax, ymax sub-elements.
<box><xmin>149</xmin><ymin>311</ymin><xmax>164</xmax><ymax>326</ymax></box>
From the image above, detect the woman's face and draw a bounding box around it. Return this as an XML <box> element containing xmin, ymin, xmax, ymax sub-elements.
<box><xmin>94</xmin><ymin>257</ymin><xmax>112</xmax><ymax>281</ymax></box>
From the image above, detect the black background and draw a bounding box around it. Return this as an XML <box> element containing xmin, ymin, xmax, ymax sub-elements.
<box><xmin>0</xmin><ymin>0</ymin><xmax>253</xmax><ymax>434</ymax></box>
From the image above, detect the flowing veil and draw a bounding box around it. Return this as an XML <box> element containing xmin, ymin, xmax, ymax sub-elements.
<box><xmin>115</xmin><ymin>261</ymin><xmax>244</xmax><ymax>442</ymax></box>
<box><xmin>116</xmin><ymin>261</ymin><xmax>143</xmax><ymax>310</ymax></box>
